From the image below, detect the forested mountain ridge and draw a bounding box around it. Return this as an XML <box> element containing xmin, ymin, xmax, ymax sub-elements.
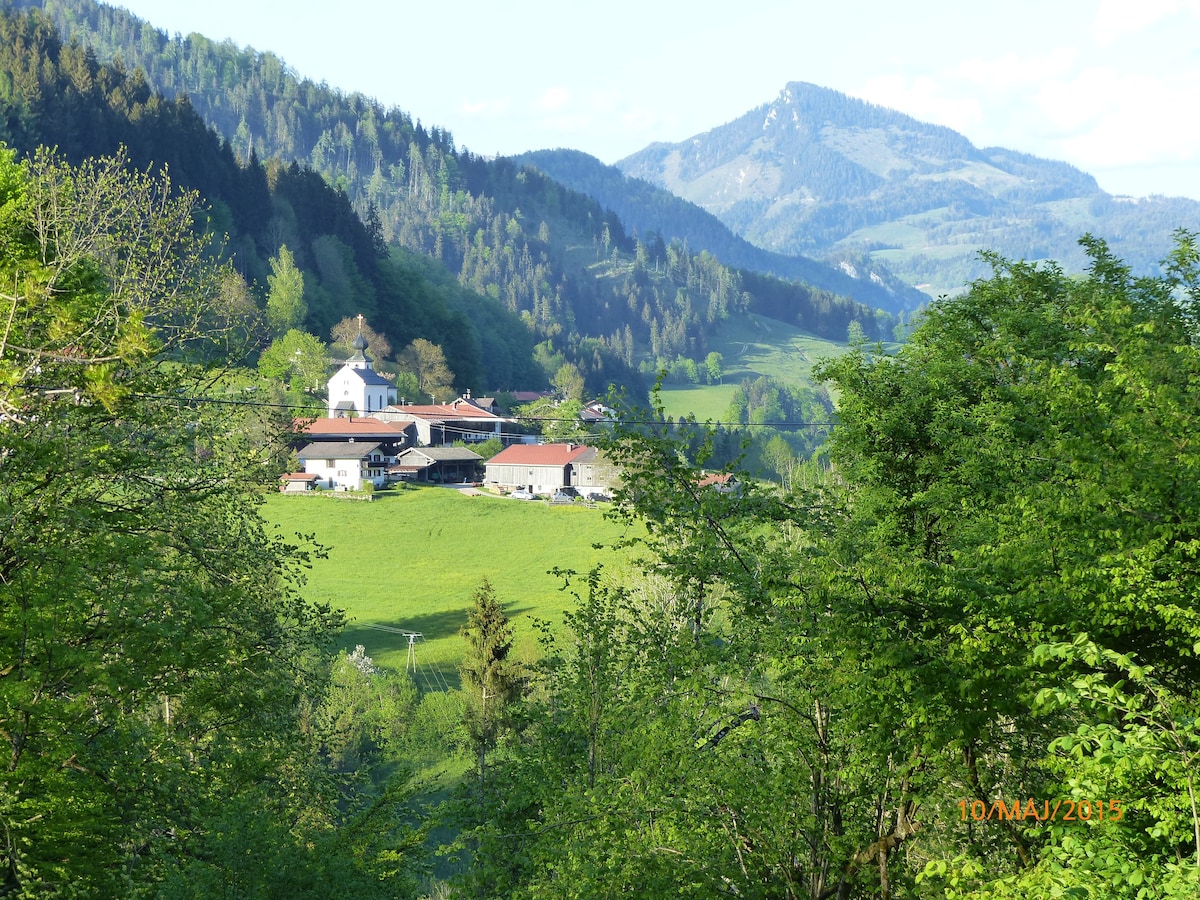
<box><xmin>13</xmin><ymin>0</ymin><xmax>898</xmax><ymax>396</ymax></box>
<box><xmin>514</xmin><ymin>148</ymin><xmax>928</xmax><ymax>314</ymax></box>
<box><xmin>0</xmin><ymin>4</ymin><xmax>550</xmax><ymax>395</ymax></box>
<box><xmin>618</xmin><ymin>81</ymin><xmax>1200</xmax><ymax>296</ymax></box>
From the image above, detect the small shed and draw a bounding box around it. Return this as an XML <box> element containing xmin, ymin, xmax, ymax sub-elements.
<box><xmin>279</xmin><ymin>472</ymin><xmax>319</xmax><ymax>493</ymax></box>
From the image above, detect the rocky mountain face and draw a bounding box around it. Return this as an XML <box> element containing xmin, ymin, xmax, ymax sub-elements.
<box><xmin>617</xmin><ymin>81</ymin><xmax>1199</xmax><ymax>297</ymax></box>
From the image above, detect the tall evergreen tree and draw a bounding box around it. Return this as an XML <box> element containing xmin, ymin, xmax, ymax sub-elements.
<box><xmin>458</xmin><ymin>578</ymin><xmax>519</xmax><ymax>783</ymax></box>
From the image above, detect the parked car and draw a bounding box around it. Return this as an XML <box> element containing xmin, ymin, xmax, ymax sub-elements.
<box><xmin>509</xmin><ymin>489</ymin><xmax>535</xmax><ymax>500</ymax></box>
<box><xmin>586</xmin><ymin>491</ymin><xmax>611</xmax><ymax>502</ymax></box>
<box><xmin>550</xmin><ymin>490</ymin><xmax>573</xmax><ymax>503</ymax></box>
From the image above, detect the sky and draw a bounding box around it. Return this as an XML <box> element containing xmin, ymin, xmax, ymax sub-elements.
<box><xmin>111</xmin><ymin>0</ymin><xmax>1200</xmax><ymax>202</ymax></box>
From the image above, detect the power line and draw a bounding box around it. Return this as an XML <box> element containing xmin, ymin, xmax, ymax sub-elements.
<box><xmin>359</xmin><ymin>624</ymin><xmax>452</xmax><ymax>693</ymax></box>
<box><xmin>135</xmin><ymin>392</ymin><xmax>837</xmax><ymax>430</ymax></box>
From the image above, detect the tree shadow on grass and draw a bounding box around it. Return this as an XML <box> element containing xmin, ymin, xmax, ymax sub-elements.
<box><xmin>339</xmin><ymin>604</ymin><xmax>535</xmax><ymax>691</ymax></box>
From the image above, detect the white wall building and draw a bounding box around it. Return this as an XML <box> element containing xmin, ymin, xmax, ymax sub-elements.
<box><xmin>375</xmin><ymin>396</ymin><xmax>506</xmax><ymax>446</ymax></box>
<box><xmin>327</xmin><ymin>331</ymin><xmax>397</xmax><ymax>418</ymax></box>
<box><xmin>297</xmin><ymin>441</ymin><xmax>389</xmax><ymax>491</ymax></box>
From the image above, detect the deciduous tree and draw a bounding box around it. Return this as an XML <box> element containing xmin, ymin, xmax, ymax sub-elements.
<box><xmin>331</xmin><ymin>313</ymin><xmax>391</xmax><ymax>360</ymax></box>
<box><xmin>398</xmin><ymin>337</ymin><xmax>454</xmax><ymax>402</ymax></box>
<box><xmin>265</xmin><ymin>243</ymin><xmax>307</xmax><ymax>335</ymax></box>
<box><xmin>257</xmin><ymin>326</ymin><xmax>329</xmax><ymax>396</ymax></box>
<box><xmin>0</xmin><ymin>146</ymin><xmax>406</xmax><ymax>896</ymax></box>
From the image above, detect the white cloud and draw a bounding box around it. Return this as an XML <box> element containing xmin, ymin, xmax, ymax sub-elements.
<box><xmin>1033</xmin><ymin>67</ymin><xmax>1200</xmax><ymax>168</ymax></box>
<box><xmin>855</xmin><ymin>74</ymin><xmax>983</xmax><ymax>135</ymax></box>
<box><xmin>952</xmin><ymin>48</ymin><xmax>1079</xmax><ymax>91</ymax></box>
<box><xmin>1092</xmin><ymin>0</ymin><xmax>1200</xmax><ymax>46</ymax></box>
<box><xmin>537</xmin><ymin>87</ymin><xmax>571</xmax><ymax>112</ymax></box>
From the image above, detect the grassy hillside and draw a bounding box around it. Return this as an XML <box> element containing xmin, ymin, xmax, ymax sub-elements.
<box><xmin>262</xmin><ymin>487</ymin><xmax>638</xmax><ymax>687</ymax></box>
<box><xmin>658</xmin><ymin>313</ymin><xmax>847</xmax><ymax>421</ymax></box>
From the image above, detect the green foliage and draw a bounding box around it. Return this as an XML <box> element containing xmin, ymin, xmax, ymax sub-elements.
<box><xmin>455</xmin><ymin>233</ymin><xmax>1200</xmax><ymax>897</ymax></box>
<box><xmin>514</xmin><ymin>395</ymin><xmax>589</xmax><ymax>442</ymax></box>
<box><xmin>704</xmin><ymin>349</ymin><xmax>723</xmax><ymax>383</ymax></box>
<box><xmin>459</xmin><ymin>579</ymin><xmax>520</xmax><ymax>782</ymax></box>
<box><xmin>9</xmin><ymin>1</ymin><xmax>907</xmax><ymax>402</ymax></box>
<box><xmin>552</xmin><ymin>360</ymin><xmax>585</xmax><ymax>401</ymax></box>
<box><xmin>0</xmin><ymin>145</ymin><xmax>426</xmax><ymax>898</ymax></box>
<box><xmin>456</xmin><ymin>435</ymin><xmax>503</xmax><ymax>459</ymax></box>
<box><xmin>257</xmin><ymin>327</ymin><xmax>328</xmax><ymax>396</ymax></box>
<box><xmin>309</xmin><ymin>646</ymin><xmax>419</xmax><ymax>771</ymax></box>
<box><xmin>0</xmin><ymin>4</ymin><xmax>540</xmax><ymax>398</ymax></box>
<box><xmin>810</xmin><ymin>231</ymin><xmax>1200</xmax><ymax>893</ymax></box>
<box><xmin>400</xmin><ymin>337</ymin><xmax>455</xmax><ymax>402</ymax></box>
<box><xmin>265</xmin><ymin>243</ymin><xmax>307</xmax><ymax>335</ymax></box>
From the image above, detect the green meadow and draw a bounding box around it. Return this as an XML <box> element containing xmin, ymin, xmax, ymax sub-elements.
<box><xmin>658</xmin><ymin>313</ymin><xmax>847</xmax><ymax>421</ymax></box>
<box><xmin>262</xmin><ymin>487</ymin><xmax>639</xmax><ymax>687</ymax></box>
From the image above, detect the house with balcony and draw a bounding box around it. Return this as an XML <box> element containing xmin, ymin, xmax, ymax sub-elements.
<box><xmin>296</xmin><ymin>440</ymin><xmax>390</xmax><ymax>491</ymax></box>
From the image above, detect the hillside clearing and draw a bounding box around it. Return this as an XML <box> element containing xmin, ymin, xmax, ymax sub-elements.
<box><xmin>658</xmin><ymin>313</ymin><xmax>846</xmax><ymax>420</ymax></box>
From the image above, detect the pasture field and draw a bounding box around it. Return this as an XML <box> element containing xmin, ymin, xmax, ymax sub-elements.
<box><xmin>656</xmin><ymin>383</ymin><xmax>740</xmax><ymax>422</ymax></box>
<box><xmin>710</xmin><ymin>313</ymin><xmax>844</xmax><ymax>385</ymax></box>
<box><xmin>262</xmin><ymin>487</ymin><xmax>639</xmax><ymax>687</ymax></box>
<box><xmin>658</xmin><ymin>313</ymin><xmax>846</xmax><ymax>421</ymax></box>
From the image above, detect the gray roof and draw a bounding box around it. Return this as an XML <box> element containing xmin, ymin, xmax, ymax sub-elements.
<box><xmin>297</xmin><ymin>441</ymin><xmax>383</xmax><ymax>460</ymax></box>
<box><xmin>397</xmin><ymin>447</ymin><xmax>484</xmax><ymax>463</ymax></box>
<box><xmin>345</xmin><ymin>368</ymin><xmax>396</xmax><ymax>388</ymax></box>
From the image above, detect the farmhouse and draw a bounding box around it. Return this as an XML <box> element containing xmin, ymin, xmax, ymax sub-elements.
<box><xmin>484</xmin><ymin>443</ymin><xmax>616</xmax><ymax>496</ymax></box>
<box><xmin>326</xmin><ymin>330</ymin><xmax>397</xmax><ymax>417</ymax></box>
<box><xmin>374</xmin><ymin>395</ymin><xmax>508</xmax><ymax>446</ymax></box>
<box><xmin>580</xmin><ymin>400</ymin><xmax>616</xmax><ymax>425</ymax></box>
<box><xmin>697</xmin><ymin>471</ymin><xmax>741</xmax><ymax>495</ymax></box>
<box><xmin>296</xmin><ymin>440</ymin><xmax>390</xmax><ymax>491</ymax></box>
<box><xmin>294</xmin><ymin>416</ymin><xmax>413</xmax><ymax>455</ymax></box>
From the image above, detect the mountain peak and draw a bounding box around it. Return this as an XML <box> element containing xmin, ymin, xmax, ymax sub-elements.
<box><xmin>615</xmin><ymin>80</ymin><xmax>1180</xmax><ymax>297</ymax></box>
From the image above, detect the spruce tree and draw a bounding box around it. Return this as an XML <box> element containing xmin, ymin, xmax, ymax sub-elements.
<box><xmin>458</xmin><ymin>578</ymin><xmax>519</xmax><ymax>782</ymax></box>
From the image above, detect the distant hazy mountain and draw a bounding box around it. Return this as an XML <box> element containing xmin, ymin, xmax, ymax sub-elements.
<box><xmin>514</xmin><ymin>149</ymin><xmax>928</xmax><ymax>314</ymax></box>
<box><xmin>617</xmin><ymin>81</ymin><xmax>1200</xmax><ymax>297</ymax></box>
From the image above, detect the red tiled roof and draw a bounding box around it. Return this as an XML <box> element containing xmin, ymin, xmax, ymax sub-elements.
<box><xmin>383</xmin><ymin>399</ymin><xmax>502</xmax><ymax>421</ymax></box>
<box><xmin>697</xmin><ymin>472</ymin><xmax>735</xmax><ymax>487</ymax></box>
<box><xmin>281</xmin><ymin>472</ymin><xmax>319</xmax><ymax>481</ymax></box>
<box><xmin>294</xmin><ymin>417</ymin><xmax>407</xmax><ymax>436</ymax></box>
<box><xmin>487</xmin><ymin>443</ymin><xmax>591</xmax><ymax>466</ymax></box>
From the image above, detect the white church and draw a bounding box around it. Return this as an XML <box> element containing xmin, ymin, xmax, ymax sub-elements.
<box><xmin>326</xmin><ymin>325</ymin><xmax>397</xmax><ymax>417</ymax></box>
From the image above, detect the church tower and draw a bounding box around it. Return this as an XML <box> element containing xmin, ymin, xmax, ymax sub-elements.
<box><xmin>326</xmin><ymin>318</ymin><xmax>397</xmax><ymax>417</ymax></box>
